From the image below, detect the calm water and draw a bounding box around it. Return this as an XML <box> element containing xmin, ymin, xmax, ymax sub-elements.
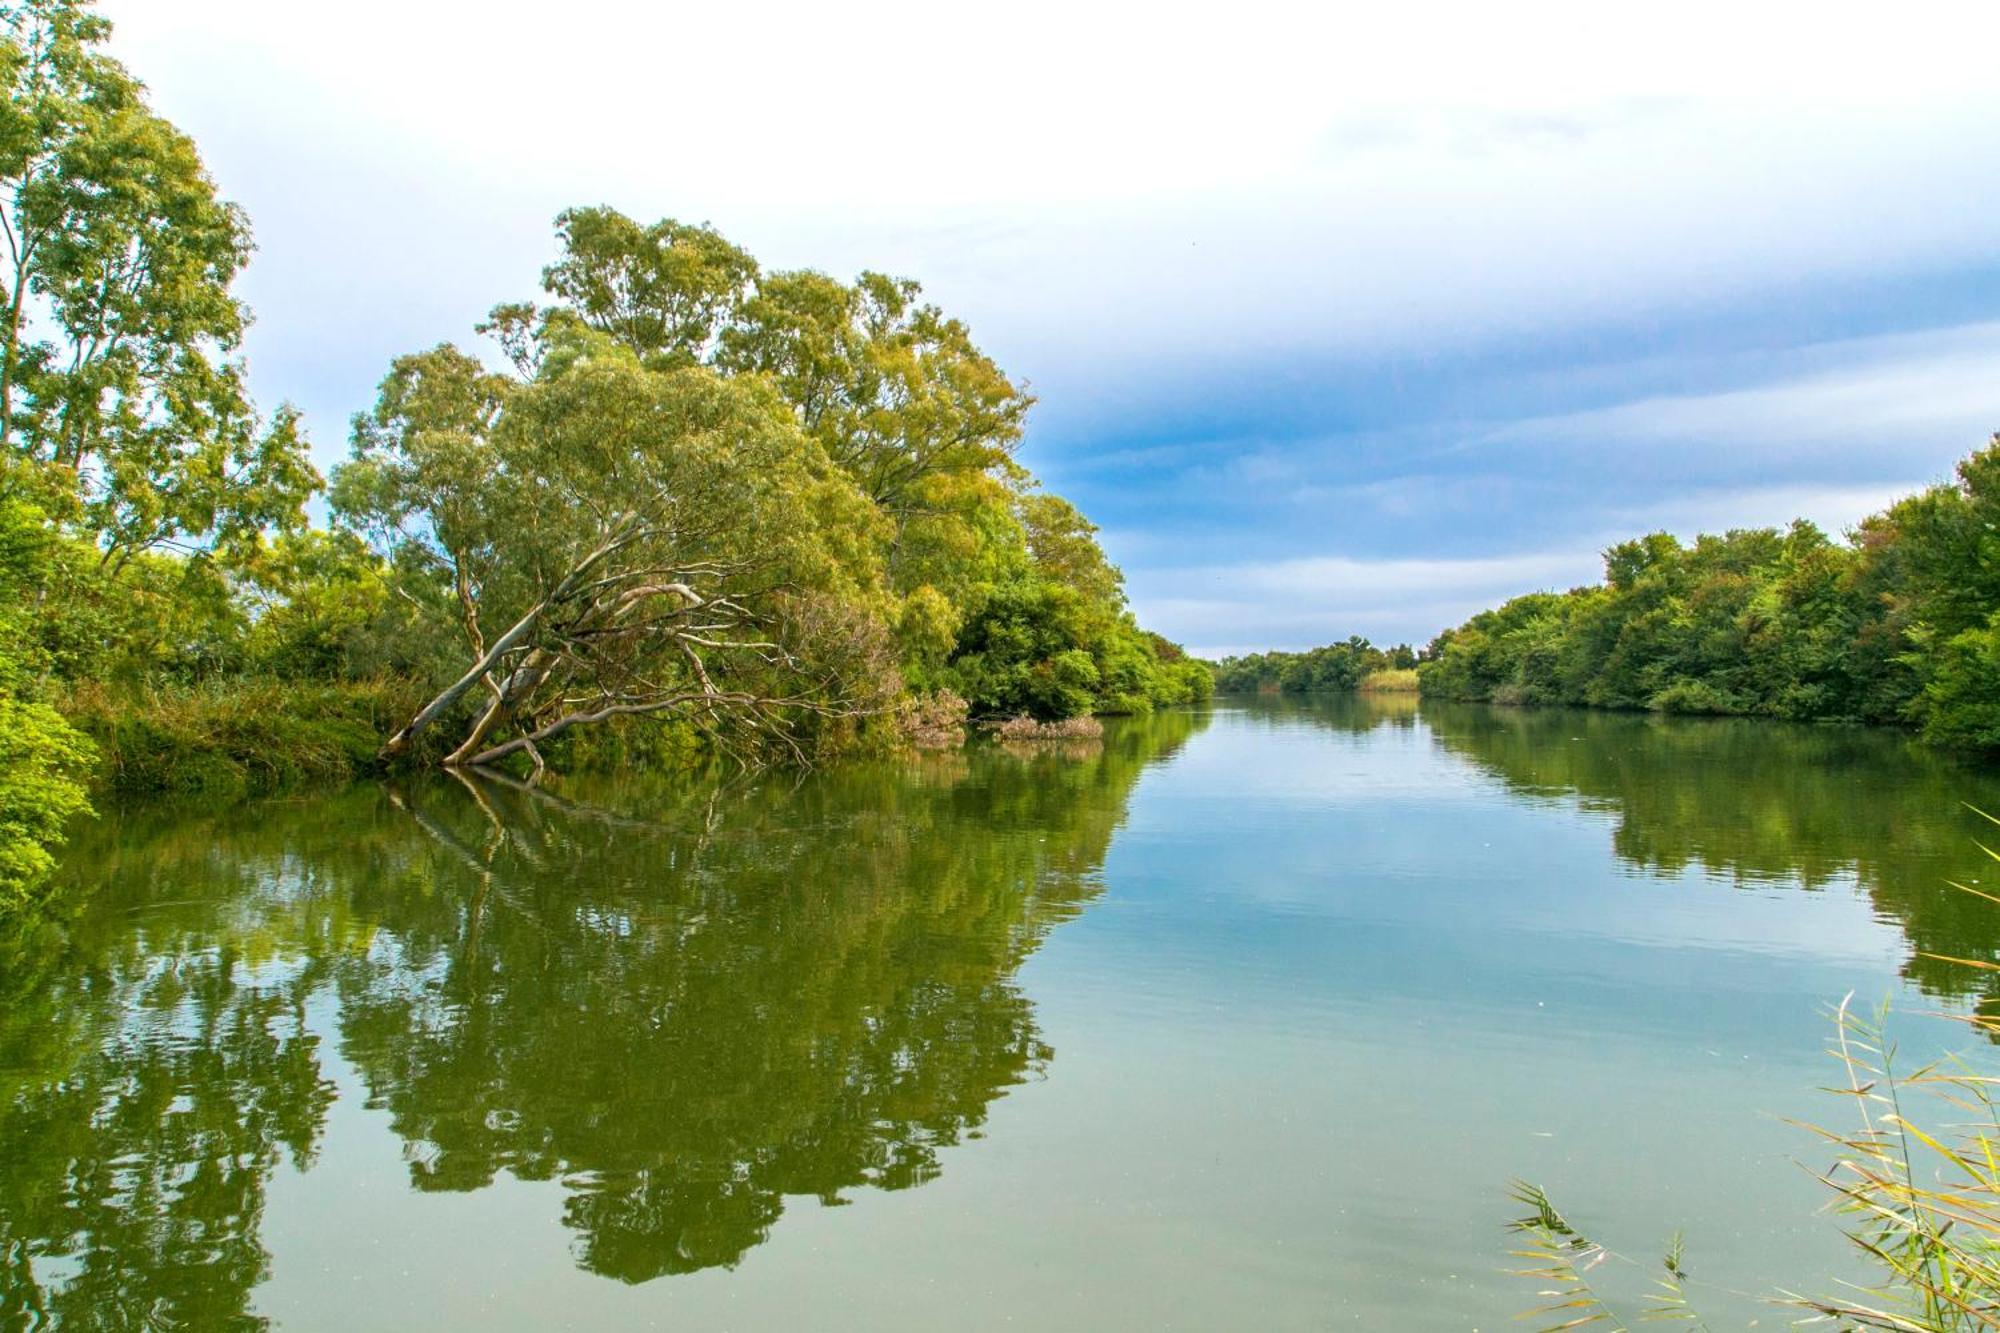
<box><xmin>7</xmin><ymin>696</ymin><xmax>2000</xmax><ymax>1330</ymax></box>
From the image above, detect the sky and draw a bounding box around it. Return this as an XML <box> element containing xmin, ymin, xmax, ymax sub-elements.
<box><xmin>102</xmin><ymin>0</ymin><xmax>2000</xmax><ymax>656</ymax></box>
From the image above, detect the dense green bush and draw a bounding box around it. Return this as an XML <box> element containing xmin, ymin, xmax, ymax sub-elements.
<box><xmin>1918</xmin><ymin>613</ymin><xmax>2000</xmax><ymax>750</ymax></box>
<box><xmin>0</xmin><ymin>493</ymin><xmax>95</xmax><ymax>912</ymax></box>
<box><xmin>944</xmin><ymin>578</ymin><xmax>1208</xmax><ymax>720</ymax></box>
<box><xmin>0</xmin><ymin>696</ymin><xmax>95</xmax><ymax>912</ymax></box>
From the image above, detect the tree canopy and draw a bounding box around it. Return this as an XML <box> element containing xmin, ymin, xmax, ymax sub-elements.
<box><xmin>0</xmin><ymin>0</ymin><xmax>315</xmax><ymax>567</ymax></box>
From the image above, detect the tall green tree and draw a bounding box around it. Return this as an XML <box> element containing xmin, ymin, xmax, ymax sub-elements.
<box><xmin>720</xmin><ymin>268</ymin><xmax>1032</xmax><ymax>516</ymax></box>
<box><xmin>0</xmin><ymin>0</ymin><xmax>314</xmax><ymax>566</ymax></box>
<box><xmin>535</xmin><ymin>206</ymin><xmax>758</xmax><ymax>368</ymax></box>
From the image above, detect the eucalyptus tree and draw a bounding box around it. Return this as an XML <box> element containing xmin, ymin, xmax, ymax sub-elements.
<box><xmin>1016</xmin><ymin>489</ymin><xmax>1125</xmax><ymax>612</ymax></box>
<box><xmin>538</xmin><ymin>206</ymin><xmax>758</xmax><ymax>367</ymax></box>
<box><xmin>485</xmin><ymin>212</ymin><xmax>1034</xmax><ymax>573</ymax></box>
<box><xmin>0</xmin><ymin>0</ymin><xmax>314</xmax><ymax>566</ymax></box>
<box><xmin>719</xmin><ymin>268</ymin><xmax>1032</xmax><ymax>515</ymax></box>
<box><xmin>336</xmin><ymin>327</ymin><xmax>893</xmax><ymax>772</ymax></box>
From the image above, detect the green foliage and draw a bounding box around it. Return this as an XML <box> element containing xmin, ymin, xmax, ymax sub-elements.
<box><xmin>1918</xmin><ymin>613</ymin><xmax>2000</xmax><ymax>750</ymax></box>
<box><xmin>0</xmin><ymin>485</ymin><xmax>91</xmax><ymax>911</ymax></box>
<box><xmin>0</xmin><ymin>693</ymin><xmax>92</xmax><ymax>909</ymax></box>
<box><xmin>329</xmin><ymin>206</ymin><xmax>1191</xmax><ymax>767</ymax></box>
<box><xmin>540</xmin><ymin>207</ymin><xmax>757</xmax><ymax>367</ymax></box>
<box><xmin>1416</xmin><ymin>437</ymin><xmax>2000</xmax><ymax>752</ymax></box>
<box><xmin>942</xmin><ymin>576</ymin><xmax>1207</xmax><ymax>722</ymax></box>
<box><xmin>721</xmin><ymin>266</ymin><xmax>1032</xmax><ymax>517</ymax></box>
<box><xmin>0</xmin><ymin>0</ymin><xmax>318</xmax><ymax>566</ymax></box>
<box><xmin>946</xmin><ymin>579</ymin><xmax>1102</xmax><ymax>720</ymax></box>
<box><xmin>233</xmin><ymin>529</ymin><xmax>439</xmax><ymax>682</ymax></box>
<box><xmin>61</xmin><ymin>677</ymin><xmax>426</xmax><ymax>796</ymax></box>
<box><xmin>336</xmin><ymin>328</ymin><xmax>899</xmax><ymax>768</ymax></box>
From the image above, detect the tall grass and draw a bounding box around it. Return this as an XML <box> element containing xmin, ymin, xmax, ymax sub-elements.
<box><xmin>58</xmin><ymin>677</ymin><xmax>433</xmax><ymax>797</ymax></box>
<box><xmin>1508</xmin><ymin>811</ymin><xmax>2000</xmax><ymax>1329</ymax></box>
<box><xmin>1358</xmin><ymin>668</ymin><xmax>1421</xmax><ymax>693</ymax></box>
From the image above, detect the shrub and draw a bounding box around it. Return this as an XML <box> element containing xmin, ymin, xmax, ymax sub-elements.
<box><xmin>60</xmin><ymin>678</ymin><xmax>429</xmax><ymax>797</ymax></box>
<box><xmin>897</xmin><ymin>690</ymin><xmax>970</xmax><ymax>749</ymax></box>
<box><xmin>0</xmin><ymin>697</ymin><xmax>95</xmax><ymax>914</ymax></box>
<box><xmin>1648</xmin><ymin>679</ymin><xmax>1745</xmax><ymax>716</ymax></box>
<box><xmin>990</xmin><ymin>714</ymin><xmax>1104</xmax><ymax>741</ymax></box>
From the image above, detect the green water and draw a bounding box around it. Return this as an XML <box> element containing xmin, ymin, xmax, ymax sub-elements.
<box><xmin>6</xmin><ymin>696</ymin><xmax>2000</xmax><ymax>1330</ymax></box>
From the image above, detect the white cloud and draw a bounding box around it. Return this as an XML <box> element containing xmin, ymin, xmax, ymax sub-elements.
<box><xmin>1132</xmin><ymin>550</ymin><xmax>1606</xmax><ymax>653</ymax></box>
<box><xmin>93</xmin><ymin>0</ymin><xmax>2000</xmax><ymax>461</ymax></box>
<box><xmin>1475</xmin><ymin>323</ymin><xmax>2000</xmax><ymax>466</ymax></box>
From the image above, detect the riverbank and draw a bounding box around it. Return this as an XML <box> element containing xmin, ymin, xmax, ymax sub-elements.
<box><xmin>58</xmin><ymin>679</ymin><xmax>419</xmax><ymax>799</ymax></box>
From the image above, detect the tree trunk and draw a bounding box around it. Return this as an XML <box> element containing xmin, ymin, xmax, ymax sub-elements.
<box><xmin>459</xmin><ymin>692</ymin><xmax>736</xmax><ymax>769</ymax></box>
<box><xmin>378</xmin><ymin>600</ymin><xmax>546</xmax><ymax>759</ymax></box>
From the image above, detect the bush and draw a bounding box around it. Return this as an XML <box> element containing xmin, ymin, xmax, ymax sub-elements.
<box><xmin>990</xmin><ymin>714</ymin><xmax>1104</xmax><ymax>741</ymax></box>
<box><xmin>0</xmin><ymin>697</ymin><xmax>95</xmax><ymax>914</ymax></box>
<box><xmin>1648</xmin><ymin>679</ymin><xmax>1745</xmax><ymax>716</ymax></box>
<box><xmin>60</xmin><ymin>678</ymin><xmax>429</xmax><ymax>797</ymax></box>
<box><xmin>897</xmin><ymin>689</ymin><xmax>970</xmax><ymax>749</ymax></box>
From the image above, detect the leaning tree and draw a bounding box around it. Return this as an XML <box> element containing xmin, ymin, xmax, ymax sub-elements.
<box><xmin>334</xmin><ymin>332</ymin><xmax>894</xmax><ymax>772</ymax></box>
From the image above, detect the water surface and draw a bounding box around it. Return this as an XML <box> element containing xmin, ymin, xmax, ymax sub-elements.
<box><xmin>6</xmin><ymin>697</ymin><xmax>2000</xmax><ymax>1329</ymax></box>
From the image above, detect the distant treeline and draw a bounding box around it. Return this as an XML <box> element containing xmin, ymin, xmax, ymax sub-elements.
<box><xmin>1417</xmin><ymin>435</ymin><xmax>2000</xmax><ymax>752</ymax></box>
<box><xmin>1210</xmin><ymin>638</ymin><xmax>1419</xmax><ymax>694</ymax></box>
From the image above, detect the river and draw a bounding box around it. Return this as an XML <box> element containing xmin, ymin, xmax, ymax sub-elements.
<box><xmin>5</xmin><ymin>695</ymin><xmax>1999</xmax><ymax>1329</ymax></box>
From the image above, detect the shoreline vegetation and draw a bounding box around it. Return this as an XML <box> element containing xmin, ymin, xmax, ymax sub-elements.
<box><xmin>1209</xmin><ymin>637</ymin><xmax>1421</xmax><ymax>695</ymax></box>
<box><xmin>1210</xmin><ymin>435</ymin><xmax>2000</xmax><ymax>758</ymax></box>
<box><xmin>0</xmin><ymin>0</ymin><xmax>1207</xmax><ymax>916</ymax></box>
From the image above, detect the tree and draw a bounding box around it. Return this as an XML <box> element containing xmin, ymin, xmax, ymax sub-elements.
<box><xmin>720</xmin><ymin>268</ymin><xmax>1032</xmax><ymax>518</ymax></box>
<box><xmin>1017</xmin><ymin>489</ymin><xmax>1124</xmax><ymax>611</ymax></box>
<box><xmin>539</xmin><ymin>207</ymin><xmax>758</xmax><ymax>367</ymax></box>
<box><xmin>336</xmin><ymin>329</ymin><xmax>894</xmax><ymax>771</ymax></box>
<box><xmin>0</xmin><ymin>0</ymin><xmax>315</xmax><ymax>566</ymax></box>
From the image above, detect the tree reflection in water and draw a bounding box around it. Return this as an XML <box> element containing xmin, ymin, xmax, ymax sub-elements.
<box><xmin>1415</xmin><ymin>701</ymin><xmax>2000</xmax><ymax>1013</ymax></box>
<box><xmin>0</xmin><ymin>710</ymin><xmax>1205</xmax><ymax>1321</ymax></box>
